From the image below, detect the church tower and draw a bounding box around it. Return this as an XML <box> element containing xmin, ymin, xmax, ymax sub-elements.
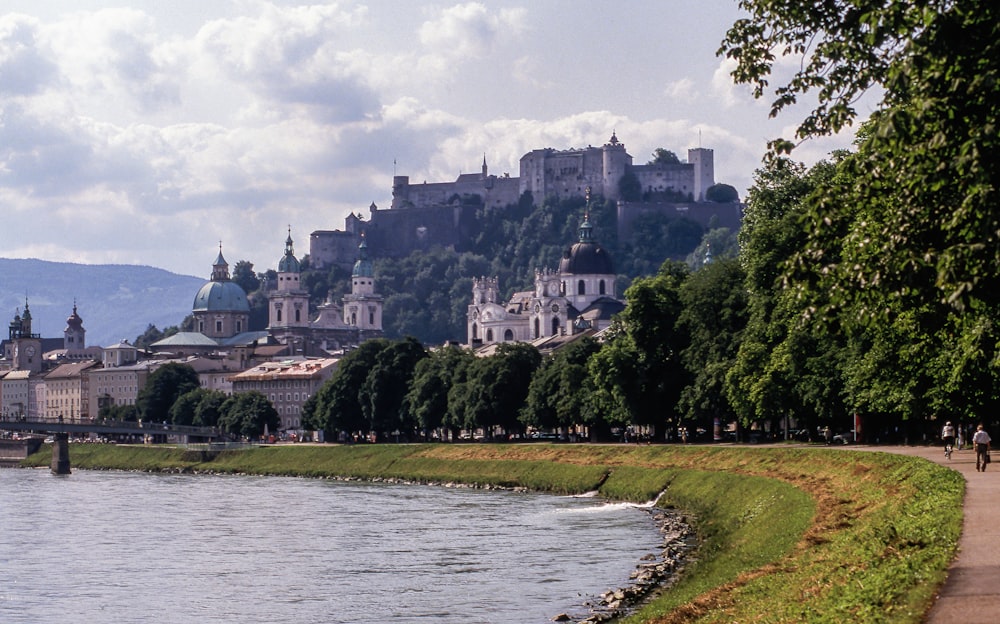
<box><xmin>9</xmin><ymin>300</ymin><xmax>43</xmax><ymax>373</ymax></box>
<box><xmin>342</xmin><ymin>235</ymin><xmax>383</xmax><ymax>334</ymax></box>
<box><xmin>64</xmin><ymin>303</ymin><xmax>86</xmax><ymax>350</ymax></box>
<box><xmin>268</xmin><ymin>228</ymin><xmax>310</xmax><ymax>341</ymax></box>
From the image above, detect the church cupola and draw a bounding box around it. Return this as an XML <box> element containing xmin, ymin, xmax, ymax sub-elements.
<box><xmin>64</xmin><ymin>302</ymin><xmax>86</xmax><ymax>349</ymax></box>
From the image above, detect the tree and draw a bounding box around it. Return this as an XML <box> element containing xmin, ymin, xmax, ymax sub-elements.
<box><xmin>133</xmin><ymin>324</ymin><xmax>164</xmax><ymax>350</ymax></box>
<box><xmin>617</xmin><ymin>170</ymin><xmax>642</xmax><ymax>202</ymax></box>
<box><xmin>522</xmin><ymin>337</ymin><xmax>600</xmax><ymax>432</ymax></box>
<box><xmin>405</xmin><ymin>345</ymin><xmax>475</xmax><ymax>437</ymax></box>
<box><xmin>360</xmin><ymin>337</ymin><xmax>428</xmax><ymax>439</ymax></box>
<box><xmin>676</xmin><ymin>258</ymin><xmax>748</xmax><ymax>430</ymax></box>
<box><xmin>450</xmin><ymin>343</ymin><xmax>541</xmax><ymax>437</ymax></box>
<box><xmin>649</xmin><ymin>148</ymin><xmax>680</xmax><ymax>165</ymax></box>
<box><xmin>590</xmin><ymin>261</ymin><xmax>690</xmax><ymax>435</ymax></box>
<box><xmin>219</xmin><ymin>391</ymin><xmax>279</xmax><ymax>439</ymax></box>
<box><xmin>232</xmin><ymin>260</ymin><xmax>261</xmax><ymax>294</ymax></box>
<box><xmin>304</xmin><ymin>339</ymin><xmax>391</xmax><ymax>438</ymax></box>
<box><xmin>705</xmin><ymin>183</ymin><xmax>739</xmax><ymax>203</ymax></box>
<box><xmin>137</xmin><ymin>363</ymin><xmax>200</xmax><ymax>424</ymax></box>
<box><xmin>169</xmin><ymin>388</ymin><xmax>228</xmax><ymax>427</ymax></box>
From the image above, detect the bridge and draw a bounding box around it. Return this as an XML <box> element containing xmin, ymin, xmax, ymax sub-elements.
<box><xmin>0</xmin><ymin>418</ymin><xmax>233</xmax><ymax>474</ymax></box>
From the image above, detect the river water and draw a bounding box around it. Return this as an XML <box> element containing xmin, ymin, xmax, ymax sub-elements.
<box><xmin>0</xmin><ymin>469</ymin><xmax>664</xmax><ymax>623</ymax></box>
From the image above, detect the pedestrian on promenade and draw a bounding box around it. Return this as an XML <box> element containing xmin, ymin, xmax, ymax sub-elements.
<box><xmin>972</xmin><ymin>424</ymin><xmax>991</xmax><ymax>472</ymax></box>
<box><xmin>942</xmin><ymin>421</ymin><xmax>956</xmax><ymax>458</ymax></box>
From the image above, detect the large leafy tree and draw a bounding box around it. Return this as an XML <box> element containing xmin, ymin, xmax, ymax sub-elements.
<box><xmin>219</xmin><ymin>391</ymin><xmax>279</xmax><ymax>439</ymax></box>
<box><xmin>360</xmin><ymin>337</ymin><xmax>428</xmax><ymax>439</ymax></box>
<box><xmin>676</xmin><ymin>257</ymin><xmax>749</xmax><ymax>431</ymax></box>
<box><xmin>451</xmin><ymin>343</ymin><xmax>541</xmax><ymax>437</ymax></box>
<box><xmin>590</xmin><ymin>261</ymin><xmax>690</xmax><ymax>434</ymax></box>
<box><xmin>404</xmin><ymin>345</ymin><xmax>476</xmax><ymax>437</ymax></box>
<box><xmin>723</xmin><ymin>0</ymin><xmax>1000</xmax><ymax>429</ymax></box>
<box><xmin>303</xmin><ymin>338</ymin><xmax>391</xmax><ymax>438</ymax></box>
<box><xmin>522</xmin><ymin>337</ymin><xmax>600</xmax><ymax>433</ymax></box>
<box><xmin>137</xmin><ymin>363</ymin><xmax>200</xmax><ymax>424</ymax></box>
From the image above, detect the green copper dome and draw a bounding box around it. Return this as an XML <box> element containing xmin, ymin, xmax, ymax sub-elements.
<box><xmin>193</xmin><ymin>281</ymin><xmax>250</xmax><ymax>313</ymax></box>
<box><xmin>277</xmin><ymin>230</ymin><xmax>301</xmax><ymax>273</ymax></box>
<box><xmin>193</xmin><ymin>246</ymin><xmax>250</xmax><ymax>313</ymax></box>
<box><xmin>352</xmin><ymin>237</ymin><xmax>374</xmax><ymax>278</ymax></box>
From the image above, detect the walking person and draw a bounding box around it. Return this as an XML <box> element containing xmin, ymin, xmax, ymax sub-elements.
<box><xmin>972</xmin><ymin>424</ymin><xmax>992</xmax><ymax>472</ymax></box>
<box><xmin>941</xmin><ymin>421</ymin><xmax>956</xmax><ymax>459</ymax></box>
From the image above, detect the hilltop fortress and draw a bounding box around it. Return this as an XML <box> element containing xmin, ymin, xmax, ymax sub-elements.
<box><xmin>310</xmin><ymin>132</ymin><xmax>740</xmax><ymax>269</ymax></box>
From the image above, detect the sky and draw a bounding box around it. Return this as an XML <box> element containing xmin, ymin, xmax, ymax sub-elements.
<box><xmin>0</xmin><ymin>1</ymin><xmax>874</xmax><ymax>280</ymax></box>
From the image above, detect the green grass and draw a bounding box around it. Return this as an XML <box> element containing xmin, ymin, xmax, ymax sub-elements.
<box><xmin>21</xmin><ymin>442</ymin><xmax>963</xmax><ymax>623</ymax></box>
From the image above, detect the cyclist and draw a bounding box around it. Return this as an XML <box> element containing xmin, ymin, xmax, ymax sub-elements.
<box><xmin>941</xmin><ymin>421</ymin><xmax>956</xmax><ymax>459</ymax></box>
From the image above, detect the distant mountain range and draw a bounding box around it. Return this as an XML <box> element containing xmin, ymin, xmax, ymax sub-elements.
<box><xmin>0</xmin><ymin>258</ymin><xmax>204</xmax><ymax>348</ymax></box>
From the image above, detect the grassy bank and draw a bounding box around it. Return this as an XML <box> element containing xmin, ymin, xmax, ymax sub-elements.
<box><xmin>22</xmin><ymin>443</ymin><xmax>963</xmax><ymax>623</ymax></box>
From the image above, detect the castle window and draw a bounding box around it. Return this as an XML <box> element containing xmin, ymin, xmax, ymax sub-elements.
<box><xmin>599</xmin><ymin>280</ymin><xmax>606</xmax><ymax>295</ymax></box>
<box><xmin>277</xmin><ymin>308</ymin><xmax>282</xmax><ymax>322</ymax></box>
<box><xmin>215</xmin><ymin>320</ymin><xmax>223</xmax><ymax>333</ymax></box>
<box><xmin>486</xmin><ymin>329</ymin><xmax>494</xmax><ymax>342</ymax></box>
<box><xmin>472</xmin><ymin>323</ymin><xmax>479</xmax><ymax>340</ymax></box>
<box><xmin>295</xmin><ymin>309</ymin><xmax>301</xmax><ymax>323</ymax></box>
<box><xmin>578</xmin><ymin>280</ymin><xmax>585</xmax><ymax>295</ymax></box>
<box><xmin>551</xmin><ymin>317</ymin><xmax>559</xmax><ymax>336</ymax></box>
<box><xmin>533</xmin><ymin>318</ymin><xmax>540</xmax><ymax>339</ymax></box>
<box><xmin>236</xmin><ymin>321</ymin><xmax>242</xmax><ymax>332</ymax></box>
<box><xmin>504</xmin><ymin>329</ymin><xmax>514</xmax><ymax>342</ymax></box>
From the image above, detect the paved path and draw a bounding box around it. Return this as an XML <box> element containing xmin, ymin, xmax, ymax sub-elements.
<box><xmin>865</xmin><ymin>444</ymin><xmax>998</xmax><ymax>623</ymax></box>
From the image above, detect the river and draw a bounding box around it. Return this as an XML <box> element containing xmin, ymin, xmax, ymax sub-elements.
<box><xmin>0</xmin><ymin>468</ymin><xmax>665</xmax><ymax>623</ymax></box>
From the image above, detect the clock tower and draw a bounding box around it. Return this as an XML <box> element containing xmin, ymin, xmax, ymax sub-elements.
<box><xmin>8</xmin><ymin>300</ymin><xmax>43</xmax><ymax>373</ymax></box>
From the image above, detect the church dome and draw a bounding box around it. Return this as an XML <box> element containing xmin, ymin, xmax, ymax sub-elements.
<box><xmin>193</xmin><ymin>280</ymin><xmax>250</xmax><ymax>313</ymax></box>
<box><xmin>277</xmin><ymin>231</ymin><xmax>301</xmax><ymax>273</ymax></box>
<box><xmin>65</xmin><ymin>305</ymin><xmax>84</xmax><ymax>331</ymax></box>
<box><xmin>352</xmin><ymin>237</ymin><xmax>374</xmax><ymax>278</ymax></box>
<box><xmin>558</xmin><ymin>215</ymin><xmax>614</xmax><ymax>275</ymax></box>
<box><xmin>193</xmin><ymin>246</ymin><xmax>250</xmax><ymax>313</ymax></box>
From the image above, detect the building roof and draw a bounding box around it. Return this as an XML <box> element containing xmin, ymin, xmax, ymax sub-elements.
<box><xmin>557</xmin><ymin>215</ymin><xmax>615</xmax><ymax>276</ymax></box>
<box><xmin>278</xmin><ymin>231</ymin><xmax>301</xmax><ymax>274</ymax></box>
<box><xmin>44</xmin><ymin>360</ymin><xmax>99</xmax><ymax>380</ymax></box>
<box><xmin>230</xmin><ymin>358</ymin><xmax>340</xmax><ymax>382</ymax></box>
<box><xmin>192</xmin><ymin>280</ymin><xmax>250</xmax><ymax>313</ymax></box>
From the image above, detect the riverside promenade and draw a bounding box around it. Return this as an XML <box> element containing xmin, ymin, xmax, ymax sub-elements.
<box><xmin>871</xmin><ymin>444</ymin><xmax>998</xmax><ymax>624</ymax></box>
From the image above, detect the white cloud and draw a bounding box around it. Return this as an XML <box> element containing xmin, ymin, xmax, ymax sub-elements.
<box><xmin>418</xmin><ymin>3</ymin><xmax>526</xmax><ymax>59</ymax></box>
<box><xmin>664</xmin><ymin>77</ymin><xmax>696</xmax><ymax>101</ymax></box>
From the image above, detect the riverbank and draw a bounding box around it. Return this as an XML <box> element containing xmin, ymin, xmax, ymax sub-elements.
<box><xmin>20</xmin><ymin>443</ymin><xmax>962</xmax><ymax>623</ymax></box>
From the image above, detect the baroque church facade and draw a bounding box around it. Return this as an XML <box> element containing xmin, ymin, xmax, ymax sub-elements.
<box><xmin>467</xmin><ymin>199</ymin><xmax>625</xmax><ymax>349</ymax></box>
<box><xmin>151</xmin><ymin>231</ymin><xmax>383</xmax><ymax>359</ymax></box>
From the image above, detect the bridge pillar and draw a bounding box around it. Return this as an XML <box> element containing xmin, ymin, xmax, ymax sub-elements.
<box><xmin>51</xmin><ymin>432</ymin><xmax>71</xmax><ymax>475</ymax></box>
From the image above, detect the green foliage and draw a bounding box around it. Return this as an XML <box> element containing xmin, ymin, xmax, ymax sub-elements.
<box><xmin>676</xmin><ymin>258</ymin><xmax>749</xmax><ymax>428</ymax></box>
<box><xmin>449</xmin><ymin>343</ymin><xmax>542</xmax><ymax>436</ymax></box>
<box><xmin>137</xmin><ymin>363</ymin><xmax>200</xmax><ymax>424</ymax></box>
<box><xmin>618</xmin><ymin>170</ymin><xmax>642</xmax><ymax>202</ymax></box>
<box><xmin>648</xmin><ymin>148</ymin><xmax>681</xmax><ymax>165</ymax></box>
<box><xmin>404</xmin><ymin>345</ymin><xmax>476</xmax><ymax>433</ymax></box>
<box><xmin>304</xmin><ymin>338</ymin><xmax>392</xmax><ymax>437</ymax></box>
<box><xmin>705</xmin><ymin>183</ymin><xmax>739</xmax><ymax>203</ymax></box>
<box><xmin>361</xmin><ymin>336</ymin><xmax>428</xmax><ymax>437</ymax></box>
<box><xmin>218</xmin><ymin>391</ymin><xmax>279</xmax><ymax>438</ymax></box>
<box><xmin>170</xmin><ymin>388</ymin><xmax>229</xmax><ymax>427</ymax></box>
<box><xmin>590</xmin><ymin>261</ymin><xmax>691</xmax><ymax>431</ymax></box>
<box><xmin>231</xmin><ymin>259</ymin><xmax>261</xmax><ymax>294</ymax></box>
<box><xmin>522</xmin><ymin>337</ymin><xmax>601</xmax><ymax>432</ymax></box>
